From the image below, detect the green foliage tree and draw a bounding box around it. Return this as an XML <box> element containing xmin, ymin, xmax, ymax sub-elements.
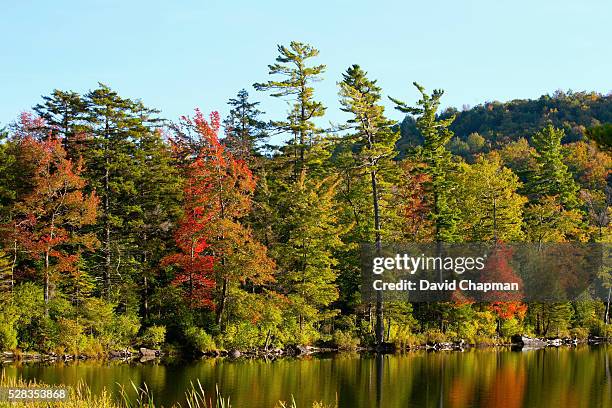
<box><xmin>338</xmin><ymin>64</ymin><xmax>400</xmax><ymax>344</ymax></box>
<box><xmin>33</xmin><ymin>89</ymin><xmax>89</xmax><ymax>158</ymax></box>
<box><xmin>254</xmin><ymin>41</ymin><xmax>326</xmax><ymax>177</ymax></box>
<box><xmin>391</xmin><ymin>82</ymin><xmax>459</xmax><ymax>242</ymax></box>
<box><xmin>454</xmin><ymin>156</ymin><xmax>526</xmax><ymax>241</ymax></box>
<box><xmin>82</xmin><ymin>83</ymin><xmax>162</xmax><ymax>301</ymax></box>
<box><xmin>586</xmin><ymin>123</ymin><xmax>612</xmax><ymax>152</ymax></box>
<box><xmin>222</xmin><ymin>89</ymin><xmax>268</xmax><ymax>161</ymax></box>
<box><xmin>527</xmin><ymin>125</ymin><xmax>581</xmax><ymax>208</ymax></box>
<box><xmin>274</xmin><ymin>173</ymin><xmax>342</xmax><ymax>343</ymax></box>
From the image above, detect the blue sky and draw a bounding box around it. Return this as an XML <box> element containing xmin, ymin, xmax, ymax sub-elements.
<box><xmin>1</xmin><ymin>0</ymin><xmax>610</xmax><ymax>143</ymax></box>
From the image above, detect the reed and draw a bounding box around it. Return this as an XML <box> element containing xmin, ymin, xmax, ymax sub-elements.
<box><xmin>0</xmin><ymin>374</ymin><xmax>333</xmax><ymax>408</ymax></box>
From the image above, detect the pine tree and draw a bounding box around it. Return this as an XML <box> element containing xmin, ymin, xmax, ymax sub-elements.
<box><xmin>254</xmin><ymin>41</ymin><xmax>326</xmax><ymax>177</ymax></box>
<box><xmin>338</xmin><ymin>64</ymin><xmax>400</xmax><ymax>344</ymax></box>
<box><xmin>133</xmin><ymin>128</ymin><xmax>183</xmax><ymax>318</ymax></box>
<box><xmin>391</xmin><ymin>83</ymin><xmax>460</xmax><ymax>242</ymax></box>
<box><xmin>222</xmin><ymin>89</ymin><xmax>267</xmax><ymax>161</ymax></box>
<box><xmin>392</xmin><ymin>84</ymin><xmax>461</xmax><ymax>335</ymax></box>
<box><xmin>527</xmin><ymin>124</ymin><xmax>580</xmax><ymax>208</ymax></box>
<box><xmin>33</xmin><ymin>89</ymin><xmax>89</xmax><ymax>158</ymax></box>
<box><xmin>83</xmin><ymin>83</ymin><xmax>161</xmax><ymax>300</ymax></box>
<box><xmin>274</xmin><ymin>172</ymin><xmax>342</xmax><ymax>341</ymax></box>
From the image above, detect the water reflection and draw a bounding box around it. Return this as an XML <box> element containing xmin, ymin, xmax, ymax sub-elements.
<box><xmin>2</xmin><ymin>346</ymin><xmax>610</xmax><ymax>408</ymax></box>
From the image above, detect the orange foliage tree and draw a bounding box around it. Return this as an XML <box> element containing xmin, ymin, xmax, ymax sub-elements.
<box><xmin>11</xmin><ymin>132</ymin><xmax>98</xmax><ymax>311</ymax></box>
<box><xmin>165</xmin><ymin>109</ymin><xmax>275</xmax><ymax>324</ymax></box>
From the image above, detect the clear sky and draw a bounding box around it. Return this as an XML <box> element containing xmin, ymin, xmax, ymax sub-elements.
<box><xmin>1</xmin><ymin>0</ymin><xmax>610</xmax><ymax>143</ymax></box>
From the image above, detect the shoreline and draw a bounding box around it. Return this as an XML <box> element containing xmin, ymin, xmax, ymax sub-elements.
<box><xmin>2</xmin><ymin>336</ymin><xmax>609</xmax><ymax>366</ymax></box>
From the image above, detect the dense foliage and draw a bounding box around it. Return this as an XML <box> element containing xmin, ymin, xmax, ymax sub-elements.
<box><xmin>0</xmin><ymin>41</ymin><xmax>610</xmax><ymax>355</ymax></box>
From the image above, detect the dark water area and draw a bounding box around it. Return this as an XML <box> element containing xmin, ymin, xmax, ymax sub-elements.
<box><xmin>2</xmin><ymin>346</ymin><xmax>611</xmax><ymax>408</ymax></box>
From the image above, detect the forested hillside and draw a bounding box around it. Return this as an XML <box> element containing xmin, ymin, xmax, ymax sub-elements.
<box><xmin>398</xmin><ymin>91</ymin><xmax>612</xmax><ymax>159</ymax></box>
<box><xmin>0</xmin><ymin>41</ymin><xmax>610</xmax><ymax>357</ymax></box>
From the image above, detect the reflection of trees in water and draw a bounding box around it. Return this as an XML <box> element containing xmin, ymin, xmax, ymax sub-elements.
<box><xmin>4</xmin><ymin>347</ymin><xmax>612</xmax><ymax>407</ymax></box>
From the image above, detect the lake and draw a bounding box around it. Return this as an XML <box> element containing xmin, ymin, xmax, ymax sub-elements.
<box><xmin>2</xmin><ymin>346</ymin><xmax>611</xmax><ymax>407</ymax></box>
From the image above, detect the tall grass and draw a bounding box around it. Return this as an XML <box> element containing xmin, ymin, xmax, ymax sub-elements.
<box><xmin>0</xmin><ymin>374</ymin><xmax>334</xmax><ymax>408</ymax></box>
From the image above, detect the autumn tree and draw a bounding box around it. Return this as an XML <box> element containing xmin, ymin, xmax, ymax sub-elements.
<box><xmin>523</xmin><ymin>195</ymin><xmax>585</xmax><ymax>245</ymax></box>
<box><xmin>11</xmin><ymin>136</ymin><xmax>98</xmax><ymax>312</ymax></box>
<box><xmin>167</xmin><ymin>110</ymin><xmax>275</xmax><ymax>326</ymax></box>
<box><xmin>480</xmin><ymin>245</ymin><xmax>527</xmax><ymax>335</ymax></box>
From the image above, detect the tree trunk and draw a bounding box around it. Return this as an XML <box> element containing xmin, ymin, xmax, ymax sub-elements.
<box><xmin>103</xmin><ymin>118</ymin><xmax>111</xmax><ymax>298</ymax></box>
<box><xmin>605</xmin><ymin>285</ymin><xmax>611</xmax><ymax>325</ymax></box>
<box><xmin>216</xmin><ymin>277</ymin><xmax>229</xmax><ymax>325</ymax></box>
<box><xmin>44</xmin><ymin>249</ymin><xmax>50</xmax><ymax>316</ymax></box>
<box><xmin>371</xmin><ymin>169</ymin><xmax>384</xmax><ymax>345</ymax></box>
<box><xmin>10</xmin><ymin>239</ymin><xmax>17</xmax><ymax>295</ymax></box>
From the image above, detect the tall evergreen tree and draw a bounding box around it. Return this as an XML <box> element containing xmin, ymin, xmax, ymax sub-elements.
<box><xmin>222</xmin><ymin>89</ymin><xmax>267</xmax><ymax>161</ymax></box>
<box><xmin>254</xmin><ymin>41</ymin><xmax>326</xmax><ymax>177</ymax></box>
<box><xmin>391</xmin><ymin>83</ymin><xmax>460</xmax><ymax>242</ymax></box>
<box><xmin>338</xmin><ymin>64</ymin><xmax>400</xmax><ymax>344</ymax></box>
<box><xmin>33</xmin><ymin>90</ymin><xmax>88</xmax><ymax>158</ymax></box>
<box><xmin>83</xmin><ymin>83</ymin><xmax>161</xmax><ymax>300</ymax></box>
<box><xmin>133</xmin><ymin>129</ymin><xmax>183</xmax><ymax>318</ymax></box>
<box><xmin>274</xmin><ymin>172</ymin><xmax>342</xmax><ymax>342</ymax></box>
<box><xmin>527</xmin><ymin>124</ymin><xmax>580</xmax><ymax>208</ymax></box>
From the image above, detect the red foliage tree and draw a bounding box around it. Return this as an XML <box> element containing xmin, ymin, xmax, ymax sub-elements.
<box><xmin>165</xmin><ymin>109</ymin><xmax>275</xmax><ymax>318</ymax></box>
<box><xmin>480</xmin><ymin>245</ymin><xmax>527</xmax><ymax>324</ymax></box>
<box><xmin>11</xmin><ymin>131</ymin><xmax>99</xmax><ymax>311</ymax></box>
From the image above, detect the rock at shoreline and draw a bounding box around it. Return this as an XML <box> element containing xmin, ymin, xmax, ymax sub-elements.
<box><xmin>511</xmin><ymin>335</ymin><xmax>585</xmax><ymax>349</ymax></box>
<box><xmin>139</xmin><ymin>348</ymin><xmax>160</xmax><ymax>357</ymax></box>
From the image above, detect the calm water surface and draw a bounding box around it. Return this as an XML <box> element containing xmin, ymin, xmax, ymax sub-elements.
<box><xmin>2</xmin><ymin>346</ymin><xmax>611</xmax><ymax>408</ymax></box>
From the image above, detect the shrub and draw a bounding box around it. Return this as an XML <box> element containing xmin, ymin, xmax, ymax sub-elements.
<box><xmin>79</xmin><ymin>336</ymin><xmax>105</xmax><ymax>357</ymax></box>
<box><xmin>0</xmin><ymin>319</ymin><xmax>18</xmax><ymax>351</ymax></box>
<box><xmin>331</xmin><ymin>330</ymin><xmax>360</xmax><ymax>351</ymax></box>
<box><xmin>569</xmin><ymin>326</ymin><xmax>589</xmax><ymax>340</ymax></box>
<box><xmin>0</xmin><ymin>297</ymin><xmax>18</xmax><ymax>351</ymax></box>
<box><xmin>424</xmin><ymin>329</ymin><xmax>447</xmax><ymax>344</ymax></box>
<box><xmin>57</xmin><ymin>318</ymin><xmax>84</xmax><ymax>355</ymax></box>
<box><xmin>388</xmin><ymin>324</ymin><xmax>424</xmax><ymax>349</ymax></box>
<box><xmin>500</xmin><ymin>318</ymin><xmax>522</xmax><ymax>338</ymax></box>
<box><xmin>141</xmin><ymin>325</ymin><xmax>166</xmax><ymax>348</ymax></box>
<box><xmin>184</xmin><ymin>326</ymin><xmax>216</xmax><ymax>353</ymax></box>
<box><xmin>220</xmin><ymin>322</ymin><xmax>260</xmax><ymax>350</ymax></box>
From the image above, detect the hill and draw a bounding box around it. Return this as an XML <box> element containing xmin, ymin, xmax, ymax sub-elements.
<box><xmin>398</xmin><ymin>90</ymin><xmax>612</xmax><ymax>155</ymax></box>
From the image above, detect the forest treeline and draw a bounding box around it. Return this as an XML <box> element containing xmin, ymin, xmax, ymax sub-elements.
<box><xmin>0</xmin><ymin>41</ymin><xmax>611</xmax><ymax>355</ymax></box>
